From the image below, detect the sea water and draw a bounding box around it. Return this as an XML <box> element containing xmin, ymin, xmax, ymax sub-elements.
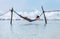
<box><xmin>0</xmin><ymin>20</ymin><xmax>60</xmax><ymax>39</ymax></box>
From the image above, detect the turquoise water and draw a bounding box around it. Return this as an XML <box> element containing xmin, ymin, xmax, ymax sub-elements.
<box><xmin>0</xmin><ymin>20</ymin><xmax>60</xmax><ymax>39</ymax></box>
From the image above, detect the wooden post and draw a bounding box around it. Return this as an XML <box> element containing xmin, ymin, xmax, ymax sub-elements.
<box><xmin>10</xmin><ymin>8</ymin><xmax>13</xmax><ymax>26</ymax></box>
<box><xmin>41</xmin><ymin>6</ymin><xmax>47</xmax><ymax>25</ymax></box>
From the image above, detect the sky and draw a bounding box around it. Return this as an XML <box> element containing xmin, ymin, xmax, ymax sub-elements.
<box><xmin>0</xmin><ymin>0</ymin><xmax>60</xmax><ymax>12</ymax></box>
<box><xmin>0</xmin><ymin>0</ymin><xmax>60</xmax><ymax>19</ymax></box>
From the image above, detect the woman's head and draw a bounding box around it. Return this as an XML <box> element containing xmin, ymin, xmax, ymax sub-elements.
<box><xmin>36</xmin><ymin>15</ymin><xmax>40</xmax><ymax>20</ymax></box>
<box><xmin>36</xmin><ymin>15</ymin><xmax>39</xmax><ymax>18</ymax></box>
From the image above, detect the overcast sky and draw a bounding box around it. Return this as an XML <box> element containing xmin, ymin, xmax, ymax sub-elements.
<box><xmin>0</xmin><ymin>0</ymin><xmax>60</xmax><ymax>12</ymax></box>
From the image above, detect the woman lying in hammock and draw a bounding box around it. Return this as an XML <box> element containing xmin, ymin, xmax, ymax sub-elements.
<box><xmin>19</xmin><ymin>15</ymin><xmax>40</xmax><ymax>22</ymax></box>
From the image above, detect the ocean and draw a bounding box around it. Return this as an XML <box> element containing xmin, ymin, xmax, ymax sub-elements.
<box><xmin>0</xmin><ymin>20</ymin><xmax>60</xmax><ymax>39</ymax></box>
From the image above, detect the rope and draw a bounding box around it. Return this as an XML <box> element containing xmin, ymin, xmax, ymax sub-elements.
<box><xmin>40</xmin><ymin>13</ymin><xmax>43</xmax><ymax>16</ymax></box>
<box><xmin>0</xmin><ymin>10</ymin><xmax>10</xmax><ymax>16</ymax></box>
<box><xmin>14</xmin><ymin>10</ymin><xmax>20</xmax><ymax>16</ymax></box>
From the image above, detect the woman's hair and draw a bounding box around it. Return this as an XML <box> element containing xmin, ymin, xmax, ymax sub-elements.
<box><xmin>36</xmin><ymin>15</ymin><xmax>40</xmax><ymax>18</ymax></box>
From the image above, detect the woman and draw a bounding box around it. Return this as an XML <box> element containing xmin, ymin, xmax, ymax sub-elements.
<box><xmin>19</xmin><ymin>15</ymin><xmax>40</xmax><ymax>22</ymax></box>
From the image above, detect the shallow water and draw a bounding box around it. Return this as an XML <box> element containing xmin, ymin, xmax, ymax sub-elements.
<box><xmin>0</xmin><ymin>20</ymin><xmax>60</xmax><ymax>39</ymax></box>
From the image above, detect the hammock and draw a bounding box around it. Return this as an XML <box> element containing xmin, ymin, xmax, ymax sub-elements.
<box><xmin>14</xmin><ymin>11</ymin><xmax>36</xmax><ymax>22</ymax></box>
